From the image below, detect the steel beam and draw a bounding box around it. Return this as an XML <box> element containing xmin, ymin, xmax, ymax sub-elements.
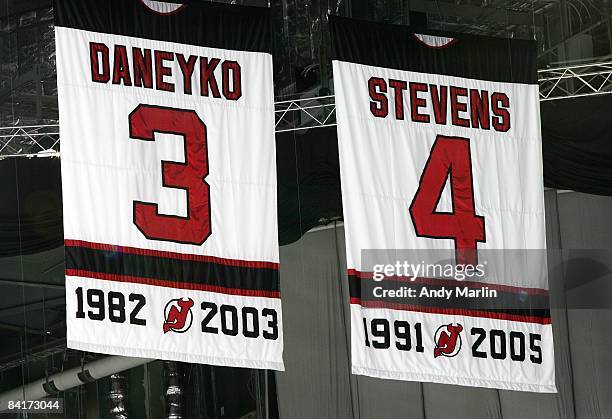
<box><xmin>1</xmin><ymin>60</ymin><xmax>610</xmax><ymax>147</ymax></box>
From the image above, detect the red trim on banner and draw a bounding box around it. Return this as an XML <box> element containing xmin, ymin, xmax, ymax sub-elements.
<box><xmin>350</xmin><ymin>298</ymin><xmax>551</xmax><ymax>324</ymax></box>
<box><xmin>64</xmin><ymin>240</ymin><xmax>279</xmax><ymax>270</ymax></box>
<box><xmin>66</xmin><ymin>269</ymin><xmax>281</xmax><ymax>299</ymax></box>
<box><xmin>138</xmin><ymin>0</ymin><xmax>187</xmax><ymax>16</ymax></box>
<box><xmin>411</xmin><ymin>33</ymin><xmax>459</xmax><ymax>49</ymax></box>
<box><xmin>346</xmin><ymin>269</ymin><xmax>549</xmax><ymax>297</ymax></box>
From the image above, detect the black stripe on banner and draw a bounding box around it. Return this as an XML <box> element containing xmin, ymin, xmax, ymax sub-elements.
<box><xmin>348</xmin><ymin>274</ymin><xmax>550</xmax><ymax>321</ymax></box>
<box><xmin>54</xmin><ymin>0</ymin><xmax>271</xmax><ymax>53</ymax></box>
<box><xmin>330</xmin><ymin>15</ymin><xmax>537</xmax><ymax>85</ymax></box>
<box><xmin>65</xmin><ymin>245</ymin><xmax>279</xmax><ymax>294</ymax></box>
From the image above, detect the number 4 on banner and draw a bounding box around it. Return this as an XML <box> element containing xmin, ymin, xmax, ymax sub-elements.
<box><xmin>409</xmin><ymin>135</ymin><xmax>486</xmax><ymax>266</ymax></box>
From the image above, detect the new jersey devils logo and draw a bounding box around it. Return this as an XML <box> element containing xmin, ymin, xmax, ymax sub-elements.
<box><xmin>433</xmin><ymin>323</ymin><xmax>463</xmax><ymax>358</ymax></box>
<box><xmin>163</xmin><ymin>298</ymin><xmax>194</xmax><ymax>333</ymax></box>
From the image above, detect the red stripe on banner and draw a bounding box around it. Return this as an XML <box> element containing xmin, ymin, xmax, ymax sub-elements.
<box><xmin>410</xmin><ymin>33</ymin><xmax>459</xmax><ymax>49</ymax></box>
<box><xmin>346</xmin><ymin>269</ymin><xmax>549</xmax><ymax>297</ymax></box>
<box><xmin>66</xmin><ymin>269</ymin><xmax>281</xmax><ymax>299</ymax></box>
<box><xmin>350</xmin><ymin>297</ymin><xmax>551</xmax><ymax>325</ymax></box>
<box><xmin>64</xmin><ymin>240</ymin><xmax>279</xmax><ymax>270</ymax></box>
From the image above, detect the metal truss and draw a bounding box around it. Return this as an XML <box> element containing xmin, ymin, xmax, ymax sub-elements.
<box><xmin>2</xmin><ymin>61</ymin><xmax>611</xmax><ymax>158</ymax></box>
<box><xmin>0</xmin><ymin>124</ymin><xmax>60</xmax><ymax>159</ymax></box>
<box><xmin>274</xmin><ymin>95</ymin><xmax>336</xmax><ymax>133</ymax></box>
<box><xmin>538</xmin><ymin>61</ymin><xmax>612</xmax><ymax>101</ymax></box>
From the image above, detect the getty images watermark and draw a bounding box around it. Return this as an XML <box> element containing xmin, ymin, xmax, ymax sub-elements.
<box><xmin>370</xmin><ymin>259</ymin><xmax>497</xmax><ymax>300</ymax></box>
<box><xmin>355</xmin><ymin>248</ymin><xmax>612</xmax><ymax>316</ymax></box>
<box><xmin>373</xmin><ymin>260</ymin><xmax>487</xmax><ymax>280</ymax></box>
<box><xmin>360</xmin><ymin>249</ymin><xmax>551</xmax><ymax>306</ymax></box>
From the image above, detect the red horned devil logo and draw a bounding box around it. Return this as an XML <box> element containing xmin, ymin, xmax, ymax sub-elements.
<box><xmin>433</xmin><ymin>323</ymin><xmax>463</xmax><ymax>358</ymax></box>
<box><xmin>163</xmin><ymin>298</ymin><xmax>194</xmax><ymax>333</ymax></box>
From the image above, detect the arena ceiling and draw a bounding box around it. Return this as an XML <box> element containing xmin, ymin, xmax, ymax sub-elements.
<box><xmin>0</xmin><ymin>0</ymin><xmax>611</xmax><ymax>125</ymax></box>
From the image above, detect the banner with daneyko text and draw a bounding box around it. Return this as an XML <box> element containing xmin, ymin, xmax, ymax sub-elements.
<box><xmin>331</xmin><ymin>16</ymin><xmax>555</xmax><ymax>392</ymax></box>
<box><xmin>56</xmin><ymin>0</ymin><xmax>283</xmax><ymax>370</ymax></box>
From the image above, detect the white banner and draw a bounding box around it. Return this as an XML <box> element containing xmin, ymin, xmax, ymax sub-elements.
<box><xmin>333</xmin><ymin>57</ymin><xmax>555</xmax><ymax>391</ymax></box>
<box><xmin>57</xmin><ymin>16</ymin><xmax>283</xmax><ymax>370</ymax></box>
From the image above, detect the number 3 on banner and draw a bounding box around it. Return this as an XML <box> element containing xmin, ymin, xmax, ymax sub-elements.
<box><xmin>409</xmin><ymin>135</ymin><xmax>485</xmax><ymax>265</ymax></box>
<box><xmin>129</xmin><ymin>105</ymin><xmax>211</xmax><ymax>245</ymax></box>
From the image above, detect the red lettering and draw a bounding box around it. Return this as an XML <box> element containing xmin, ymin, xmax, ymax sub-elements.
<box><xmin>129</xmin><ymin>105</ymin><xmax>211</xmax><ymax>245</ymax></box>
<box><xmin>409</xmin><ymin>136</ymin><xmax>485</xmax><ymax>265</ymax></box>
<box><xmin>155</xmin><ymin>50</ymin><xmax>174</xmax><ymax>92</ymax></box>
<box><xmin>112</xmin><ymin>45</ymin><xmax>131</xmax><ymax>86</ymax></box>
<box><xmin>368</xmin><ymin>77</ymin><xmax>388</xmax><ymax>118</ymax></box>
<box><xmin>491</xmin><ymin>92</ymin><xmax>510</xmax><ymax>132</ymax></box>
<box><xmin>90</xmin><ymin>42</ymin><xmax>110</xmax><ymax>83</ymax></box>
<box><xmin>133</xmin><ymin>48</ymin><xmax>153</xmax><ymax>88</ymax></box>
<box><xmin>176</xmin><ymin>53</ymin><xmax>197</xmax><ymax>95</ymax></box>
<box><xmin>200</xmin><ymin>57</ymin><xmax>221</xmax><ymax>98</ymax></box>
<box><xmin>430</xmin><ymin>85</ymin><xmax>448</xmax><ymax>125</ymax></box>
<box><xmin>470</xmin><ymin>89</ymin><xmax>490</xmax><ymax>130</ymax></box>
<box><xmin>409</xmin><ymin>82</ymin><xmax>429</xmax><ymax>123</ymax></box>
<box><xmin>450</xmin><ymin>86</ymin><xmax>470</xmax><ymax>127</ymax></box>
<box><xmin>389</xmin><ymin>79</ymin><xmax>407</xmax><ymax>120</ymax></box>
<box><xmin>222</xmin><ymin>61</ymin><xmax>242</xmax><ymax>100</ymax></box>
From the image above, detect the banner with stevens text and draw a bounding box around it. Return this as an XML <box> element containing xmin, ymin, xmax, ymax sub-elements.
<box><xmin>56</xmin><ymin>0</ymin><xmax>283</xmax><ymax>370</ymax></box>
<box><xmin>331</xmin><ymin>16</ymin><xmax>555</xmax><ymax>392</ymax></box>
